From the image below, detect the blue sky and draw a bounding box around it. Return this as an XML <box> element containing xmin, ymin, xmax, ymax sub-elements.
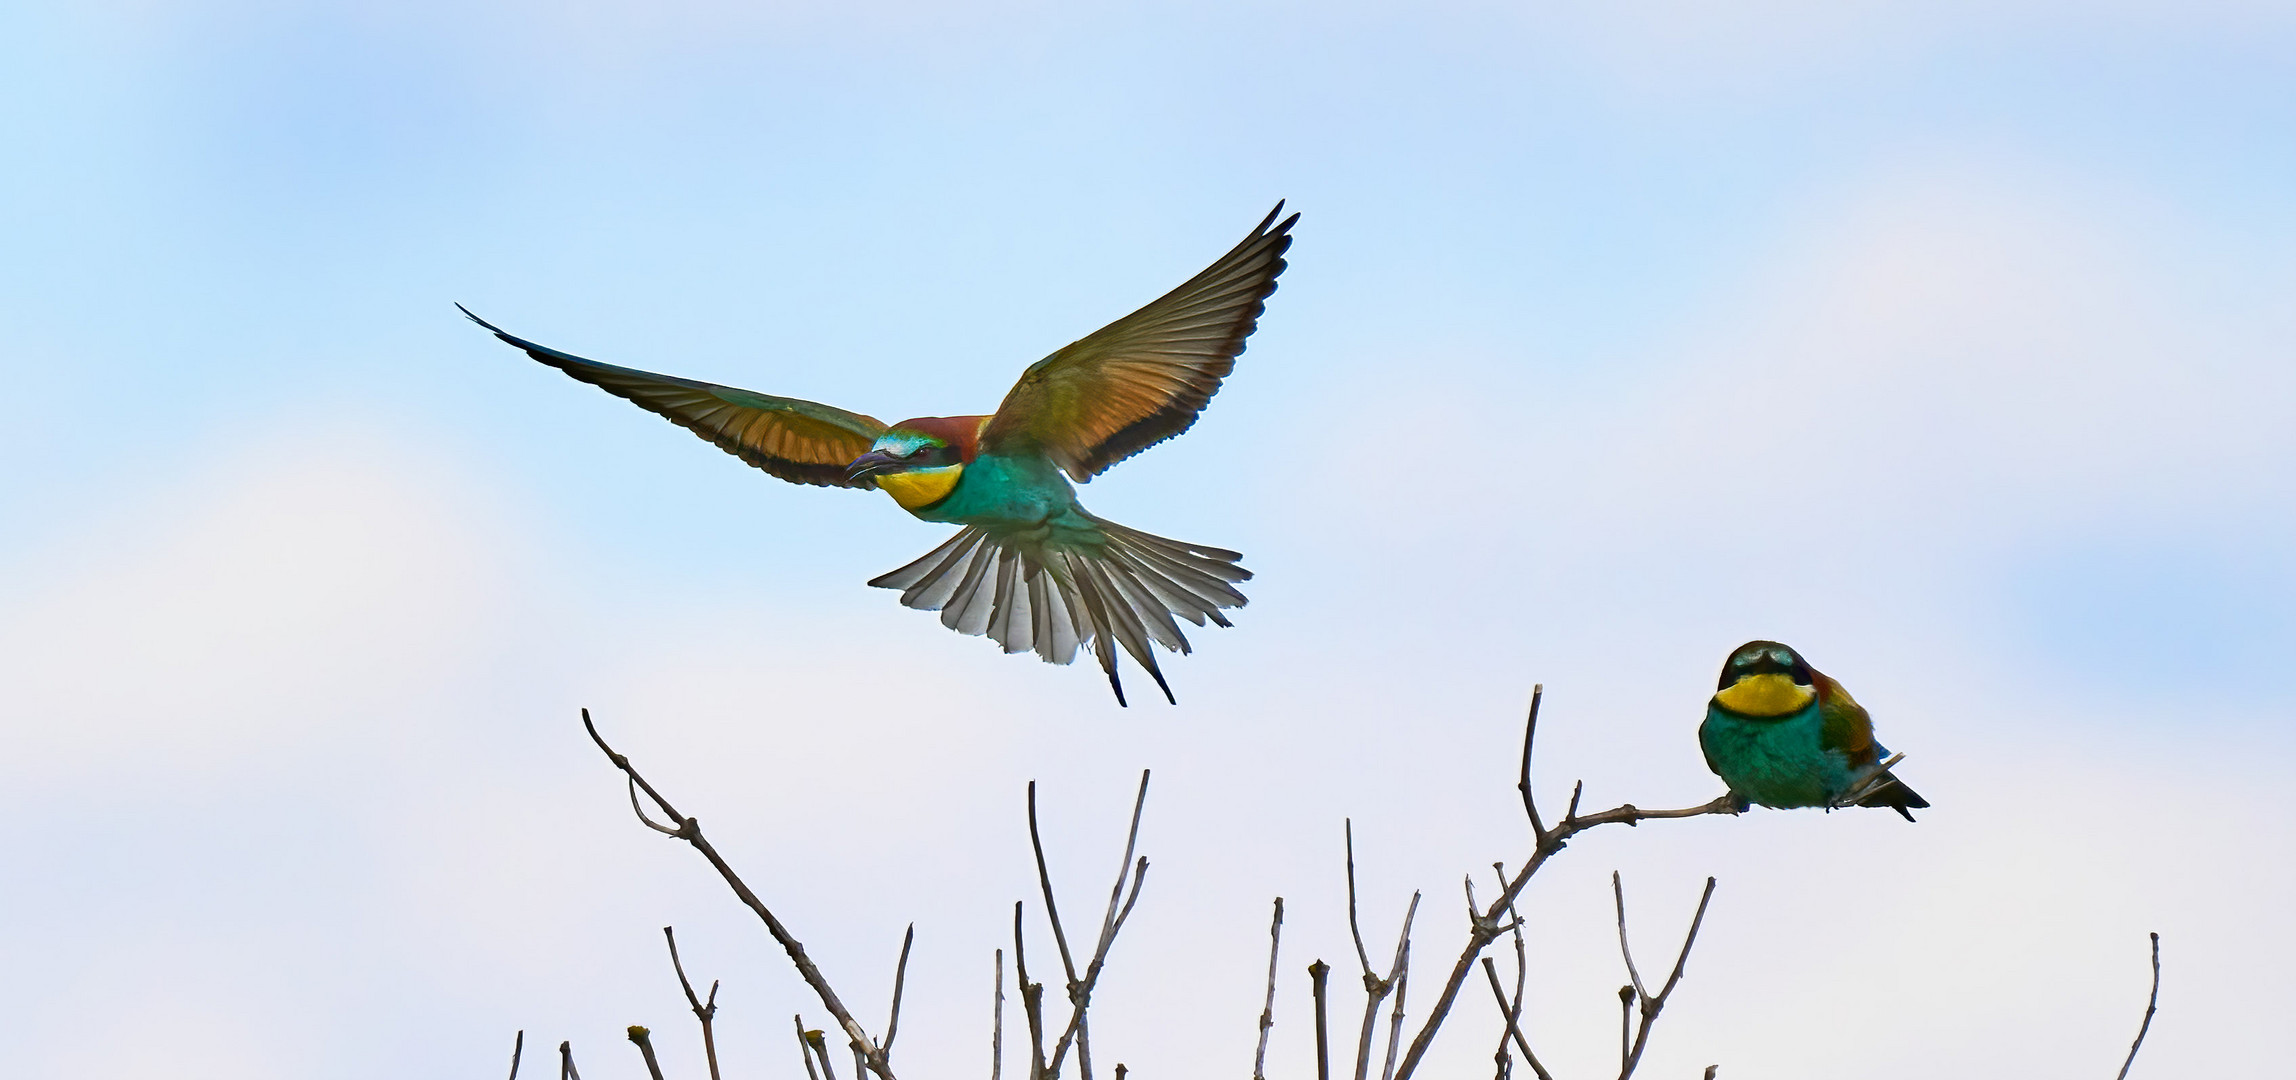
<box><xmin>3</xmin><ymin>2</ymin><xmax>2292</xmax><ymax>1077</ymax></box>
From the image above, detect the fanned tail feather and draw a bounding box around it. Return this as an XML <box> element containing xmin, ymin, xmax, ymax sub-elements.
<box><xmin>866</xmin><ymin>512</ymin><xmax>1250</xmax><ymax>705</ymax></box>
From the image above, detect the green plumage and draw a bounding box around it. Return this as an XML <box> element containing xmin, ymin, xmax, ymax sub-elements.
<box><xmin>466</xmin><ymin>206</ymin><xmax>1298</xmax><ymax>705</ymax></box>
<box><xmin>1698</xmin><ymin>641</ymin><xmax>1928</xmax><ymax>821</ymax></box>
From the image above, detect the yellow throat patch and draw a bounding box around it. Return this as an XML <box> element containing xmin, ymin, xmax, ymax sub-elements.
<box><xmin>875</xmin><ymin>465</ymin><xmax>962</xmax><ymax>510</ymax></box>
<box><xmin>1713</xmin><ymin>673</ymin><xmax>1816</xmax><ymax>717</ymax></box>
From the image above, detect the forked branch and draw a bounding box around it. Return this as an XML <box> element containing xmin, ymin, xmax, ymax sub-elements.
<box><xmin>582</xmin><ymin>710</ymin><xmax>895</xmax><ymax>1080</ymax></box>
<box><xmin>1612</xmin><ymin>872</ymin><xmax>1718</xmax><ymax>1080</ymax></box>
<box><xmin>1391</xmin><ymin>687</ymin><xmax>1735</xmax><ymax>1079</ymax></box>
<box><xmin>663</xmin><ymin>926</ymin><xmax>722</xmax><ymax>1080</ymax></box>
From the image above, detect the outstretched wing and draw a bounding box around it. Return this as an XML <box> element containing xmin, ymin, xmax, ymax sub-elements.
<box><xmin>980</xmin><ymin>203</ymin><xmax>1297</xmax><ymax>482</ymax></box>
<box><xmin>463</xmin><ymin>306</ymin><xmax>888</xmax><ymax>488</ymax></box>
<box><xmin>1813</xmin><ymin>671</ymin><xmax>1879</xmax><ymax>769</ymax></box>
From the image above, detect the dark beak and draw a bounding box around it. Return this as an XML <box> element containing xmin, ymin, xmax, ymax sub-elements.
<box><xmin>846</xmin><ymin>450</ymin><xmax>903</xmax><ymax>483</ymax></box>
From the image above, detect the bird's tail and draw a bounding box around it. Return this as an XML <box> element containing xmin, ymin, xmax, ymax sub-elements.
<box><xmin>866</xmin><ymin>513</ymin><xmax>1250</xmax><ymax>706</ymax></box>
<box><xmin>1856</xmin><ymin>774</ymin><xmax>1930</xmax><ymax>822</ymax></box>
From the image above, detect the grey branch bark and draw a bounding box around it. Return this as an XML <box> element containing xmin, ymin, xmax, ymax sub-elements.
<box><xmin>1032</xmin><ymin>770</ymin><xmax>1153</xmax><ymax>1080</ymax></box>
<box><xmin>885</xmin><ymin>924</ymin><xmax>916</xmax><ymax>1062</ymax></box>
<box><xmin>1255</xmin><ymin>898</ymin><xmax>1285</xmax><ymax>1080</ymax></box>
<box><xmin>2115</xmin><ymin>933</ymin><xmax>2161</xmax><ymax>1080</ymax></box>
<box><xmin>992</xmin><ymin>948</ymin><xmax>1006</xmax><ymax>1080</ymax></box>
<box><xmin>582</xmin><ymin>710</ymin><xmax>894</xmax><ymax>1080</ymax></box>
<box><xmin>1612</xmin><ymin>872</ymin><xmax>1718</xmax><ymax>1080</ymax></box>
<box><xmin>1310</xmin><ymin>960</ymin><xmax>1333</xmax><ymax>1080</ymax></box>
<box><xmin>1390</xmin><ymin>689</ymin><xmax>1736</xmax><ymax>1080</ymax></box>
<box><xmin>663</xmin><ymin>926</ymin><xmax>722</xmax><ymax>1080</ymax></box>
<box><xmin>627</xmin><ymin>1026</ymin><xmax>666</xmax><ymax>1080</ymax></box>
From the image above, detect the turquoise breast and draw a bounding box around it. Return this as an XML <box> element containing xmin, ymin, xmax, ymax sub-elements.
<box><xmin>1698</xmin><ymin>703</ymin><xmax>1856</xmax><ymax>809</ymax></box>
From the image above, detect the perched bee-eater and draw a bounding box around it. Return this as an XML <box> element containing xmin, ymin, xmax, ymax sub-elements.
<box><xmin>1699</xmin><ymin>641</ymin><xmax>1929</xmax><ymax>821</ymax></box>
<box><xmin>464</xmin><ymin>204</ymin><xmax>1297</xmax><ymax>705</ymax></box>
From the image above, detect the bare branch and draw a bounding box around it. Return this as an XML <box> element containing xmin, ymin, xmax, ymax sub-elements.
<box><xmin>803</xmin><ymin>1022</ymin><xmax>840</xmax><ymax>1080</ymax></box>
<box><xmin>507</xmin><ymin>1030</ymin><xmax>524</xmax><ymax>1080</ymax></box>
<box><xmin>1309</xmin><ymin>960</ymin><xmax>1333</xmax><ymax>1080</ymax></box>
<box><xmin>663</xmin><ymin>927</ymin><xmax>722</xmax><ymax>1080</ymax></box>
<box><xmin>1044</xmin><ymin>771</ymin><xmax>1154</xmax><ymax>1080</ymax></box>
<box><xmin>1830</xmin><ymin>752</ymin><xmax>1908</xmax><ymax>809</ymax></box>
<box><xmin>1615</xmin><ymin>875</ymin><xmax>1718</xmax><ymax>1080</ymax></box>
<box><xmin>1255</xmin><ymin>898</ymin><xmax>1285</xmax><ymax>1080</ymax></box>
<box><xmin>1346</xmin><ymin>820</ymin><xmax>1377</xmax><ymax>983</ymax></box>
<box><xmin>627</xmin><ymin>1026</ymin><xmax>666</xmax><ymax>1080</ymax></box>
<box><xmin>1480</xmin><ymin>958</ymin><xmax>1552</xmax><ymax>1080</ymax></box>
<box><xmin>628</xmin><ymin>777</ymin><xmax>682</xmax><ymax>835</ymax></box>
<box><xmin>1014</xmin><ymin>902</ymin><xmax>1048</xmax><ymax>1080</ymax></box>
<box><xmin>1517</xmin><ymin>685</ymin><xmax>1546</xmax><ymax>837</ymax></box>
<box><xmin>992</xmin><ymin>949</ymin><xmax>1006</xmax><ymax>1080</ymax></box>
<box><xmin>1614</xmin><ymin>986</ymin><xmax>1632</xmax><ymax>1077</ymax></box>
<box><xmin>1390</xmin><ymin>689</ymin><xmax>1737</xmax><ymax>1080</ymax></box>
<box><xmin>1612</xmin><ymin>873</ymin><xmax>1650</xmax><ymax>1000</ymax></box>
<box><xmin>1355</xmin><ymin>892</ymin><xmax>1421</xmax><ymax>1080</ymax></box>
<box><xmin>558</xmin><ymin>1040</ymin><xmax>582</xmax><ymax>1080</ymax></box>
<box><xmin>1027</xmin><ymin>782</ymin><xmax>1082</xmax><ymax>991</ymax></box>
<box><xmin>1379</xmin><ymin>965</ymin><xmax>1410</xmax><ymax>1080</ymax></box>
<box><xmin>2115</xmin><ymin>933</ymin><xmax>2162</xmax><ymax>1080</ymax></box>
<box><xmin>885</xmin><ymin>924</ymin><xmax>916</xmax><ymax>1060</ymax></box>
<box><xmin>795</xmin><ymin>1016</ymin><xmax>823</xmax><ymax>1080</ymax></box>
<box><xmin>582</xmin><ymin>710</ymin><xmax>894</xmax><ymax>1079</ymax></box>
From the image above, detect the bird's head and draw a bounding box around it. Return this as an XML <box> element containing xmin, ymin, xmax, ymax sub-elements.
<box><xmin>846</xmin><ymin>415</ymin><xmax>988</xmax><ymax>510</ymax></box>
<box><xmin>1712</xmin><ymin>640</ymin><xmax>1818</xmax><ymax>717</ymax></box>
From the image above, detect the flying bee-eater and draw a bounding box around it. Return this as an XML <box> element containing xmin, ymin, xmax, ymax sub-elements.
<box><xmin>463</xmin><ymin>204</ymin><xmax>1297</xmax><ymax>705</ymax></box>
<box><xmin>1699</xmin><ymin>640</ymin><xmax>1929</xmax><ymax>821</ymax></box>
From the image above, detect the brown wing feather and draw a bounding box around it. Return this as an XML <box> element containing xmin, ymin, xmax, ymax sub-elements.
<box><xmin>981</xmin><ymin>204</ymin><xmax>1297</xmax><ymax>482</ymax></box>
<box><xmin>1814</xmin><ymin>671</ymin><xmax>1879</xmax><ymax>769</ymax></box>
<box><xmin>463</xmin><ymin>306</ymin><xmax>887</xmax><ymax>488</ymax></box>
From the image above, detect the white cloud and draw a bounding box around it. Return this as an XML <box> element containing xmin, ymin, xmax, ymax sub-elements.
<box><xmin>0</xmin><ymin>425</ymin><xmax>526</xmax><ymax>784</ymax></box>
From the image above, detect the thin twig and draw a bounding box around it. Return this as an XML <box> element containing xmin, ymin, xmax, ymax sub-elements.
<box><xmin>1346</xmin><ymin>820</ymin><xmax>1377</xmax><ymax>983</ymax></box>
<box><xmin>1389</xmin><ymin>690</ymin><xmax>1738</xmax><ymax>1080</ymax></box>
<box><xmin>1615</xmin><ymin>875</ymin><xmax>1718</xmax><ymax>1080</ymax></box>
<box><xmin>1043</xmin><ymin>771</ymin><xmax>1154</xmax><ymax>1080</ymax></box>
<box><xmin>664</xmin><ymin>927</ymin><xmax>722</xmax><ymax>1080</ymax></box>
<box><xmin>803</xmin><ymin>1021</ymin><xmax>840</xmax><ymax>1080</ymax></box>
<box><xmin>885</xmin><ymin>924</ymin><xmax>916</xmax><ymax>1060</ymax></box>
<box><xmin>1028</xmin><ymin>782</ymin><xmax>1083</xmax><ymax>991</ymax></box>
<box><xmin>1380</xmin><ymin>966</ymin><xmax>1411</xmax><ymax>1080</ymax></box>
<box><xmin>992</xmin><ymin>948</ymin><xmax>1006</xmax><ymax>1080</ymax></box>
<box><xmin>507</xmin><ymin>1030</ymin><xmax>524</xmax><ymax>1080</ymax></box>
<box><xmin>1014</xmin><ymin>902</ymin><xmax>1048</xmax><ymax>1080</ymax></box>
<box><xmin>559</xmin><ymin>1040</ymin><xmax>582</xmax><ymax>1080</ymax></box>
<box><xmin>1830</xmin><ymin>752</ymin><xmax>1909</xmax><ymax>808</ymax></box>
<box><xmin>1255</xmin><ymin>898</ymin><xmax>1285</xmax><ymax>1080</ymax></box>
<box><xmin>583</xmin><ymin>711</ymin><xmax>894</xmax><ymax>1080</ymax></box>
<box><xmin>796</xmin><ymin>1016</ymin><xmax>823</xmax><ymax>1080</ymax></box>
<box><xmin>1615</xmin><ymin>986</ymin><xmax>1632</xmax><ymax>1077</ymax></box>
<box><xmin>1506</xmin><ymin>903</ymin><xmax>1546</xmax><ymax>1080</ymax></box>
<box><xmin>628</xmin><ymin>1026</ymin><xmax>666</xmax><ymax>1080</ymax></box>
<box><xmin>1480</xmin><ymin>958</ymin><xmax>1552</xmax><ymax>1080</ymax></box>
<box><xmin>1612</xmin><ymin>873</ymin><xmax>1651</xmax><ymax>1000</ymax></box>
<box><xmin>1355</xmin><ymin>892</ymin><xmax>1420</xmax><ymax>1080</ymax></box>
<box><xmin>2115</xmin><ymin>933</ymin><xmax>2162</xmax><ymax>1080</ymax></box>
<box><xmin>1310</xmin><ymin>960</ymin><xmax>1333</xmax><ymax>1080</ymax></box>
<box><xmin>1517</xmin><ymin>686</ymin><xmax>1546</xmax><ymax>837</ymax></box>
